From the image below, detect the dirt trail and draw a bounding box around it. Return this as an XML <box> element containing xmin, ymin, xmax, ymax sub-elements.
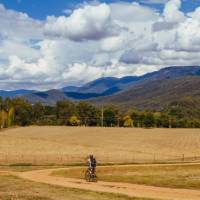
<box><xmin>9</xmin><ymin>164</ymin><xmax>200</xmax><ymax>200</ymax></box>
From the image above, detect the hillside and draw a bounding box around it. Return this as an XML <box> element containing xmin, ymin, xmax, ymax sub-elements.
<box><xmin>1</xmin><ymin>66</ymin><xmax>200</xmax><ymax>107</ymax></box>
<box><xmin>0</xmin><ymin>89</ymin><xmax>33</xmax><ymax>98</ymax></box>
<box><xmin>72</xmin><ymin>76</ymin><xmax>141</xmax><ymax>93</ymax></box>
<box><xmin>62</xmin><ymin>66</ymin><xmax>200</xmax><ymax>94</ymax></box>
<box><xmin>24</xmin><ymin>90</ymin><xmax>72</xmax><ymax>105</ymax></box>
<box><xmin>94</xmin><ymin>76</ymin><xmax>200</xmax><ymax>110</ymax></box>
<box><xmin>166</xmin><ymin>97</ymin><xmax>200</xmax><ymax>120</ymax></box>
<box><xmin>22</xmin><ymin>66</ymin><xmax>200</xmax><ymax>104</ymax></box>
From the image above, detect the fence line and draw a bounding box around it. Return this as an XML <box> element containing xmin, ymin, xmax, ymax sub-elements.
<box><xmin>1</xmin><ymin>153</ymin><xmax>200</xmax><ymax>165</ymax></box>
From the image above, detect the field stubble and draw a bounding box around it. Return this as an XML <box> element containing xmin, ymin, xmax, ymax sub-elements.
<box><xmin>0</xmin><ymin>126</ymin><xmax>200</xmax><ymax>165</ymax></box>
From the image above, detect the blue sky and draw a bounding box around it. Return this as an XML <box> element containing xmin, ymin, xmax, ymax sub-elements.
<box><xmin>0</xmin><ymin>0</ymin><xmax>200</xmax><ymax>19</ymax></box>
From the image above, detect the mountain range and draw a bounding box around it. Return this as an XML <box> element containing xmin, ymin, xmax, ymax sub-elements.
<box><xmin>0</xmin><ymin>89</ymin><xmax>34</xmax><ymax>98</ymax></box>
<box><xmin>1</xmin><ymin>66</ymin><xmax>200</xmax><ymax>110</ymax></box>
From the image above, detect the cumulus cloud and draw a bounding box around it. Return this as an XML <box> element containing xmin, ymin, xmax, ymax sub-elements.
<box><xmin>120</xmin><ymin>50</ymin><xmax>143</xmax><ymax>64</ymax></box>
<box><xmin>152</xmin><ymin>21</ymin><xmax>176</xmax><ymax>31</ymax></box>
<box><xmin>163</xmin><ymin>0</ymin><xmax>185</xmax><ymax>23</ymax></box>
<box><xmin>44</xmin><ymin>3</ymin><xmax>120</xmax><ymax>41</ymax></box>
<box><xmin>110</xmin><ymin>2</ymin><xmax>159</xmax><ymax>23</ymax></box>
<box><xmin>0</xmin><ymin>4</ymin><xmax>43</xmax><ymax>40</ymax></box>
<box><xmin>171</xmin><ymin>19</ymin><xmax>200</xmax><ymax>52</ymax></box>
<box><xmin>0</xmin><ymin>39</ymin><xmax>40</xmax><ymax>60</ymax></box>
<box><xmin>188</xmin><ymin>7</ymin><xmax>200</xmax><ymax>20</ymax></box>
<box><xmin>1</xmin><ymin>1</ymin><xmax>200</xmax><ymax>90</ymax></box>
<box><xmin>100</xmin><ymin>33</ymin><xmax>130</xmax><ymax>52</ymax></box>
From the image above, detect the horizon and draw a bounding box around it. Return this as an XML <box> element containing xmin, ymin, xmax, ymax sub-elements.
<box><xmin>0</xmin><ymin>65</ymin><xmax>198</xmax><ymax>91</ymax></box>
<box><xmin>0</xmin><ymin>0</ymin><xmax>200</xmax><ymax>90</ymax></box>
<box><xmin>0</xmin><ymin>65</ymin><xmax>174</xmax><ymax>91</ymax></box>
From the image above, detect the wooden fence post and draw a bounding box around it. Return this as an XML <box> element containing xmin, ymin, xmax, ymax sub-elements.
<box><xmin>182</xmin><ymin>154</ymin><xmax>185</xmax><ymax>162</ymax></box>
<box><xmin>153</xmin><ymin>154</ymin><xmax>156</xmax><ymax>163</ymax></box>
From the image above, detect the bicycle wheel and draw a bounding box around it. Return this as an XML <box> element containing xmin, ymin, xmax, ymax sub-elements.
<box><xmin>92</xmin><ymin>174</ymin><xmax>98</xmax><ymax>182</ymax></box>
<box><xmin>85</xmin><ymin>170</ymin><xmax>91</xmax><ymax>182</ymax></box>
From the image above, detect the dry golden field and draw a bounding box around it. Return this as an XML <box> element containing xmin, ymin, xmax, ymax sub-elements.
<box><xmin>0</xmin><ymin>126</ymin><xmax>200</xmax><ymax>165</ymax></box>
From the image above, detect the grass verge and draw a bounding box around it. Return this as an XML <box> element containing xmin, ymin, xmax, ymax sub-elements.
<box><xmin>52</xmin><ymin>163</ymin><xmax>200</xmax><ymax>190</ymax></box>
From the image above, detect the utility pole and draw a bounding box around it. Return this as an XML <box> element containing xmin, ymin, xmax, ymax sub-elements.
<box><xmin>169</xmin><ymin>118</ymin><xmax>172</xmax><ymax>128</ymax></box>
<box><xmin>101</xmin><ymin>105</ymin><xmax>104</xmax><ymax>127</ymax></box>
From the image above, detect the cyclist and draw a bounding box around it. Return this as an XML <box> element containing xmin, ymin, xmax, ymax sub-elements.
<box><xmin>91</xmin><ymin>155</ymin><xmax>97</xmax><ymax>174</ymax></box>
<box><xmin>87</xmin><ymin>155</ymin><xmax>92</xmax><ymax>172</ymax></box>
<box><xmin>87</xmin><ymin>155</ymin><xmax>96</xmax><ymax>174</ymax></box>
<box><xmin>85</xmin><ymin>155</ymin><xmax>97</xmax><ymax>182</ymax></box>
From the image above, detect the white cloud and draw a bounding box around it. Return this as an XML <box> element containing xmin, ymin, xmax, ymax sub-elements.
<box><xmin>100</xmin><ymin>34</ymin><xmax>129</xmax><ymax>52</ymax></box>
<box><xmin>163</xmin><ymin>0</ymin><xmax>185</xmax><ymax>23</ymax></box>
<box><xmin>0</xmin><ymin>1</ymin><xmax>200</xmax><ymax>90</ymax></box>
<box><xmin>44</xmin><ymin>3</ymin><xmax>120</xmax><ymax>41</ymax></box>
<box><xmin>188</xmin><ymin>7</ymin><xmax>200</xmax><ymax>20</ymax></box>
<box><xmin>0</xmin><ymin>4</ymin><xmax>43</xmax><ymax>40</ymax></box>
<box><xmin>110</xmin><ymin>2</ymin><xmax>159</xmax><ymax>23</ymax></box>
<box><xmin>0</xmin><ymin>39</ymin><xmax>40</xmax><ymax>60</ymax></box>
<box><xmin>172</xmin><ymin>19</ymin><xmax>200</xmax><ymax>52</ymax></box>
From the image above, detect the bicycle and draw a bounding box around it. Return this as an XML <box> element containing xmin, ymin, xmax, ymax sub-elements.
<box><xmin>85</xmin><ymin>168</ymin><xmax>98</xmax><ymax>182</ymax></box>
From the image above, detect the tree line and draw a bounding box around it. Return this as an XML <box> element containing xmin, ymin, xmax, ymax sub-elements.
<box><xmin>0</xmin><ymin>97</ymin><xmax>200</xmax><ymax>129</ymax></box>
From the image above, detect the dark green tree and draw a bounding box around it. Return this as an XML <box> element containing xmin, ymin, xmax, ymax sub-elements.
<box><xmin>130</xmin><ymin>110</ymin><xmax>145</xmax><ymax>127</ymax></box>
<box><xmin>32</xmin><ymin>103</ymin><xmax>45</xmax><ymax>124</ymax></box>
<box><xmin>143</xmin><ymin>112</ymin><xmax>155</xmax><ymax>128</ymax></box>
<box><xmin>56</xmin><ymin>101</ymin><xmax>76</xmax><ymax>125</ymax></box>
<box><xmin>103</xmin><ymin>105</ymin><xmax>119</xmax><ymax>127</ymax></box>
<box><xmin>12</xmin><ymin>98</ymin><xmax>33</xmax><ymax>126</ymax></box>
<box><xmin>77</xmin><ymin>102</ymin><xmax>100</xmax><ymax>126</ymax></box>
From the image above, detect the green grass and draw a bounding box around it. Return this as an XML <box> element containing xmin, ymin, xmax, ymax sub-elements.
<box><xmin>0</xmin><ymin>174</ymin><xmax>156</xmax><ymax>200</ymax></box>
<box><xmin>52</xmin><ymin>164</ymin><xmax>200</xmax><ymax>190</ymax></box>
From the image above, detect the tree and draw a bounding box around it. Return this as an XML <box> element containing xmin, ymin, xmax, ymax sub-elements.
<box><xmin>69</xmin><ymin>116</ymin><xmax>80</xmax><ymax>126</ymax></box>
<box><xmin>0</xmin><ymin>95</ymin><xmax>198</xmax><ymax>128</ymax></box>
<box><xmin>77</xmin><ymin>102</ymin><xmax>100</xmax><ymax>126</ymax></box>
<box><xmin>154</xmin><ymin>112</ymin><xmax>170</xmax><ymax>128</ymax></box>
<box><xmin>123</xmin><ymin>115</ymin><xmax>133</xmax><ymax>127</ymax></box>
<box><xmin>130</xmin><ymin>110</ymin><xmax>144</xmax><ymax>127</ymax></box>
<box><xmin>12</xmin><ymin>98</ymin><xmax>33</xmax><ymax>126</ymax></box>
<box><xmin>32</xmin><ymin>103</ymin><xmax>45</xmax><ymax>123</ymax></box>
<box><xmin>189</xmin><ymin>119</ymin><xmax>200</xmax><ymax>128</ymax></box>
<box><xmin>0</xmin><ymin>97</ymin><xmax>3</xmax><ymax>110</ymax></box>
<box><xmin>143</xmin><ymin>112</ymin><xmax>155</xmax><ymax>128</ymax></box>
<box><xmin>0</xmin><ymin>110</ymin><xmax>8</xmax><ymax>128</ymax></box>
<box><xmin>56</xmin><ymin>101</ymin><xmax>76</xmax><ymax>124</ymax></box>
<box><xmin>103</xmin><ymin>105</ymin><xmax>119</xmax><ymax>127</ymax></box>
<box><xmin>7</xmin><ymin>107</ymin><xmax>14</xmax><ymax>127</ymax></box>
<box><xmin>3</xmin><ymin>97</ymin><xmax>12</xmax><ymax>112</ymax></box>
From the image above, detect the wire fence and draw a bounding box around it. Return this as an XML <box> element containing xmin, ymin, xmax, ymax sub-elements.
<box><xmin>0</xmin><ymin>152</ymin><xmax>200</xmax><ymax>166</ymax></box>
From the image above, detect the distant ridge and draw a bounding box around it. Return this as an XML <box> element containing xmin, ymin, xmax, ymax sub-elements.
<box><xmin>0</xmin><ymin>89</ymin><xmax>34</xmax><ymax>98</ymax></box>
<box><xmin>0</xmin><ymin>66</ymin><xmax>200</xmax><ymax>109</ymax></box>
<box><xmin>94</xmin><ymin>76</ymin><xmax>200</xmax><ymax>110</ymax></box>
